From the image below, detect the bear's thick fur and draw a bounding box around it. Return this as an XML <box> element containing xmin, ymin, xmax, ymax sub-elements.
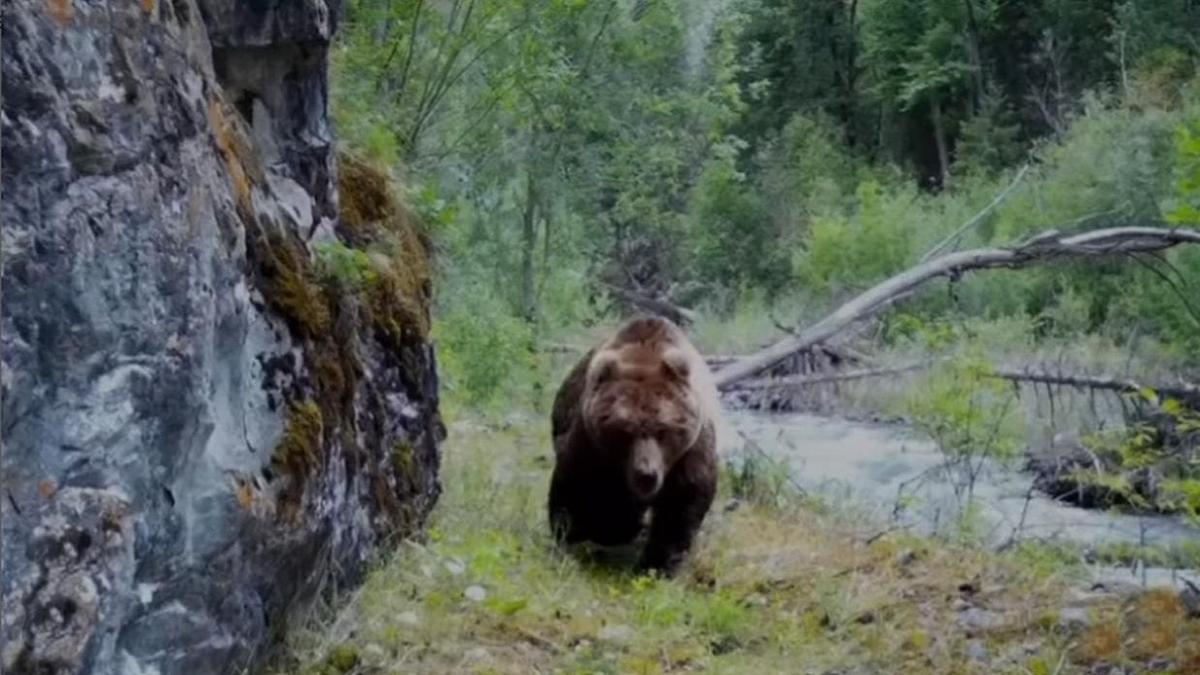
<box><xmin>548</xmin><ymin>316</ymin><xmax>721</xmax><ymax>574</ymax></box>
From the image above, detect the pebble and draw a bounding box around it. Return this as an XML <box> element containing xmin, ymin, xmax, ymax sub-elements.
<box><xmin>598</xmin><ymin>624</ymin><xmax>635</xmax><ymax>644</ymax></box>
<box><xmin>1146</xmin><ymin>658</ymin><xmax>1174</xmax><ymax>672</ymax></box>
<box><xmin>465</xmin><ymin>647</ymin><xmax>489</xmax><ymax>661</ymax></box>
<box><xmin>363</xmin><ymin>644</ymin><xmax>387</xmax><ymax>660</ymax></box>
<box><xmin>744</xmin><ymin>593</ymin><xmax>768</xmax><ymax>607</ymax></box>
<box><xmin>1181</xmin><ymin>579</ymin><xmax>1200</xmax><ymax>619</ymax></box>
<box><xmin>464</xmin><ymin>585</ymin><xmax>487</xmax><ymax>602</ymax></box>
<box><xmin>397</xmin><ymin>611</ymin><xmax>420</xmax><ymax>626</ymax></box>
<box><xmin>1056</xmin><ymin>607</ymin><xmax>1090</xmax><ymax>633</ymax></box>
<box><xmin>444</xmin><ymin>559</ymin><xmax>466</xmax><ymax>576</ymax></box>
<box><xmin>956</xmin><ymin>607</ymin><xmax>1003</xmax><ymax>632</ymax></box>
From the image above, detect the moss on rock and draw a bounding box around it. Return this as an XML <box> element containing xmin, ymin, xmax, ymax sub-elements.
<box><xmin>336</xmin><ymin>150</ymin><xmax>433</xmax><ymax>347</ymax></box>
<box><xmin>273</xmin><ymin>400</ymin><xmax>324</xmax><ymax>519</ymax></box>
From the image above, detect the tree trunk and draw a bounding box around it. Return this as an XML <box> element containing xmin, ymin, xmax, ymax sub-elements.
<box><xmin>840</xmin><ymin>0</ymin><xmax>860</xmax><ymax>147</ymax></box>
<box><xmin>930</xmin><ymin>98</ymin><xmax>951</xmax><ymax>188</ymax></box>
<box><xmin>521</xmin><ymin>168</ymin><xmax>538</xmax><ymax>324</ymax></box>
<box><xmin>724</xmin><ymin>360</ymin><xmax>1200</xmax><ymax>407</ymax></box>
<box><xmin>712</xmin><ymin>226</ymin><xmax>1200</xmax><ymax>390</ymax></box>
<box><xmin>962</xmin><ymin>0</ymin><xmax>986</xmax><ymax>111</ymax></box>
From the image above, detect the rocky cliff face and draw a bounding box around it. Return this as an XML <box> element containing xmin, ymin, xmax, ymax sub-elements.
<box><xmin>1</xmin><ymin>2</ymin><xmax>444</xmax><ymax>673</ymax></box>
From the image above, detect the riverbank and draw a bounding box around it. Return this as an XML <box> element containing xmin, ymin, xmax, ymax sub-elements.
<box><xmin>727</xmin><ymin>410</ymin><xmax>1200</xmax><ymax>582</ymax></box>
<box><xmin>277</xmin><ymin>415</ymin><xmax>1199</xmax><ymax>675</ymax></box>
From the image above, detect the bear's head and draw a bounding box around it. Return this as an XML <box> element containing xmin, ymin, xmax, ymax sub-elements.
<box><xmin>582</xmin><ymin>342</ymin><xmax>704</xmax><ymax>501</ymax></box>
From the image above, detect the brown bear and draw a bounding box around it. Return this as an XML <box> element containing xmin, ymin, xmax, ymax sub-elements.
<box><xmin>547</xmin><ymin>315</ymin><xmax>722</xmax><ymax>575</ymax></box>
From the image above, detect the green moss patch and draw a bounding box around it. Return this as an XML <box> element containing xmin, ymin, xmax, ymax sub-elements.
<box><xmin>214</xmin><ymin>103</ymin><xmax>434</xmax><ymax>531</ymax></box>
<box><xmin>336</xmin><ymin>151</ymin><xmax>433</xmax><ymax>346</ymax></box>
<box><xmin>272</xmin><ymin>401</ymin><xmax>324</xmax><ymax>520</ymax></box>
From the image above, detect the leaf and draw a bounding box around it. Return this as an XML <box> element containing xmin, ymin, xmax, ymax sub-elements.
<box><xmin>1162</xmin><ymin>398</ymin><xmax>1185</xmax><ymax>417</ymax></box>
<box><xmin>486</xmin><ymin>597</ymin><xmax>528</xmax><ymax>616</ymax></box>
<box><xmin>1027</xmin><ymin>657</ymin><xmax>1052</xmax><ymax>675</ymax></box>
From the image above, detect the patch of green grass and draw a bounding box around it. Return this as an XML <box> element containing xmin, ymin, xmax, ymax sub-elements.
<box><xmin>276</xmin><ymin>414</ymin><xmax>1192</xmax><ymax>675</ymax></box>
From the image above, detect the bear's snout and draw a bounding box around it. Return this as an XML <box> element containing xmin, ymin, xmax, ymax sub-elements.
<box><xmin>628</xmin><ymin>438</ymin><xmax>665</xmax><ymax>500</ymax></box>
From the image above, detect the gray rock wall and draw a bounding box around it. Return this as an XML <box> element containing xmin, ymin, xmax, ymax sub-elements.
<box><xmin>1</xmin><ymin>2</ymin><xmax>443</xmax><ymax>673</ymax></box>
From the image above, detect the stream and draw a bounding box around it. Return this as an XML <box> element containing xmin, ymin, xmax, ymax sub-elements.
<box><xmin>725</xmin><ymin>410</ymin><xmax>1200</xmax><ymax>590</ymax></box>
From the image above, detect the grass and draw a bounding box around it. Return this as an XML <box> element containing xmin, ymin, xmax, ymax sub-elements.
<box><xmin>275</xmin><ymin>411</ymin><xmax>1199</xmax><ymax>675</ymax></box>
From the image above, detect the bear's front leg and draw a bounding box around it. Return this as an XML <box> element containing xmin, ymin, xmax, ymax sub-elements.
<box><xmin>638</xmin><ymin>445</ymin><xmax>717</xmax><ymax>575</ymax></box>
<box><xmin>548</xmin><ymin>462</ymin><xmax>583</xmax><ymax>544</ymax></box>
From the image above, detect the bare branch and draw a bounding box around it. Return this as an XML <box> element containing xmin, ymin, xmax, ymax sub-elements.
<box><xmin>725</xmin><ymin>361</ymin><xmax>1200</xmax><ymax>405</ymax></box>
<box><xmin>605</xmin><ymin>284</ymin><xmax>698</xmax><ymax>326</ymax></box>
<box><xmin>920</xmin><ymin>163</ymin><xmax>1029</xmax><ymax>262</ymax></box>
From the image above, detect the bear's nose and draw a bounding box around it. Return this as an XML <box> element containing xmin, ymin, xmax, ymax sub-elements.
<box><xmin>632</xmin><ymin>469</ymin><xmax>661</xmax><ymax>496</ymax></box>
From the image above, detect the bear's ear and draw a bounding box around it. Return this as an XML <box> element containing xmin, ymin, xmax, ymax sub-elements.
<box><xmin>661</xmin><ymin>349</ymin><xmax>690</xmax><ymax>381</ymax></box>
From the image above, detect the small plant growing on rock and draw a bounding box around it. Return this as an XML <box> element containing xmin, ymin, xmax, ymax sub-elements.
<box><xmin>315</xmin><ymin>242</ymin><xmax>377</xmax><ymax>292</ymax></box>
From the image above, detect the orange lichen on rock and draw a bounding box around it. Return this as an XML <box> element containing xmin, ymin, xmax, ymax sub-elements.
<box><xmin>208</xmin><ymin>97</ymin><xmax>263</xmax><ymax>223</ymax></box>
<box><xmin>47</xmin><ymin>0</ymin><xmax>74</xmax><ymax>25</ymax></box>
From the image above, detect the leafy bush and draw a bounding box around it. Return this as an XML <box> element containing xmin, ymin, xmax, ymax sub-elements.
<box><xmin>690</xmin><ymin>143</ymin><xmax>786</xmax><ymax>295</ymax></box>
<box><xmin>906</xmin><ymin>350</ymin><xmax>1024</xmax><ymax>505</ymax></box>
<box><xmin>434</xmin><ymin>285</ymin><xmax>536</xmax><ymax>413</ymax></box>
<box><xmin>798</xmin><ymin>179</ymin><xmax>920</xmax><ymax>294</ymax></box>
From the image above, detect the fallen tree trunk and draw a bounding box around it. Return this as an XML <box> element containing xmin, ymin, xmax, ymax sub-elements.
<box><xmin>713</xmin><ymin>226</ymin><xmax>1200</xmax><ymax>390</ymax></box>
<box><xmin>726</xmin><ymin>361</ymin><xmax>935</xmax><ymax>388</ymax></box>
<box><xmin>607</xmin><ymin>285</ymin><xmax>698</xmax><ymax>326</ymax></box>
<box><xmin>705</xmin><ymin>343</ymin><xmax>864</xmax><ymax>371</ymax></box>
<box><xmin>726</xmin><ymin>360</ymin><xmax>1200</xmax><ymax>404</ymax></box>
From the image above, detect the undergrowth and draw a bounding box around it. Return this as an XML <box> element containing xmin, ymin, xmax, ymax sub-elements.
<box><xmin>276</xmin><ymin>415</ymin><xmax>1198</xmax><ymax>675</ymax></box>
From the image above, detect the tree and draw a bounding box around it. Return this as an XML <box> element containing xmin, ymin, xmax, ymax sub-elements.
<box><xmin>861</xmin><ymin>0</ymin><xmax>982</xmax><ymax>187</ymax></box>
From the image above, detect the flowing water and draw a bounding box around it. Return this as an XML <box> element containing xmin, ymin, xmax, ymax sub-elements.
<box><xmin>725</xmin><ymin>409</ymin><xmax>1200</xmax><ymax>590</ymax></box>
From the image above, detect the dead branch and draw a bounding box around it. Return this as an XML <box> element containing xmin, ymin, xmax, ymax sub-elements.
<box><xmin>725</xmin><ymin>361</ymin><xmax>936</xmax><ymax>388</ymax></box>
<box><xmin>920</xmin><ymin>164</ymin><xmax>1029</xmax><ymax>262</ymax></box>
<box><xmin>725</xmin><ymin>360</ymin><xmax>1200</xmax><ymax>404</ymax></box>
<box><xmin>605</xmin><ymin>284</ymin><xmax>698</xmax><ymax>326</ymax></box>
<box><xmin>713</xmin><ymin>226</ymin><xmax>1200</xmax><ymax>390</ymax></box>
<box><xmin>991</xmin><ymin>368</ymin><xmax>1200</xmax><ymax>402</ymax></box>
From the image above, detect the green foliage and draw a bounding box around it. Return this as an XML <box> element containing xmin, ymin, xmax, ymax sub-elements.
<box><xmin>732</xmin><ymin>0</ymin><xmax>859</xmax><ymax>148</ymax></box>
<box><xmin>723</xmin><ymin>452</ymin><xmax>792</xmax><ymax>510</ymax></box>
<box><xmin>434</xmin><ymin>284</ymin><xmax>536</xmax><ymax>412</ymax></box>
<box><xmin>690</xmin><ymin>146</ymin><xmax>783</xmax><ymax>294</ymax></box>
<box><xmin>906</xmin><ymin>349</ymin><xmax>1024</xmax><ymax>502</ymax></box>
<box><xmin>954</xmin><ymin>85</ymin><xmax>1024</xmax><ymax>176</ymax></box>
<box><xmin>1162</xmin><ymin>479</ymin><xmax>1200</xmax><ymax>522</ymax></box>
<box><xmin>332</xmin><ymin>0</ymin><xmax>1200</xmax><ymax>364</ymax></box>
<box><xmin>1169</xmin><ymin>117</ymin><xmax>1200</xmax><ymax>225</ymax></box>
<box><xmin>315</xmin><ymin>242</ymin><xmax>376</xmax><ymax>291</ymax></box>
<box><xmin>861</xmin><ymin>0</ymin><xmax>979</xmax><ymax>109</ymax></box>
<box><xmin>1076</xmin><ymin>389</ymin><xmax>1200</xmax><ymax>517</ymax></box>
<box><xmin>798</xmin><ymin>180</ymin><xmax>919</xmax><ymax>294</ymax></box>
<box><xmin>315</xmin><ymin>645</ymin><xmax>359</xmax><ymax>675</ymax></box>
<box><xmin>754</xmin><ymin>112</ymin><xmax>861</xmax><ymax>235</ymax></box>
